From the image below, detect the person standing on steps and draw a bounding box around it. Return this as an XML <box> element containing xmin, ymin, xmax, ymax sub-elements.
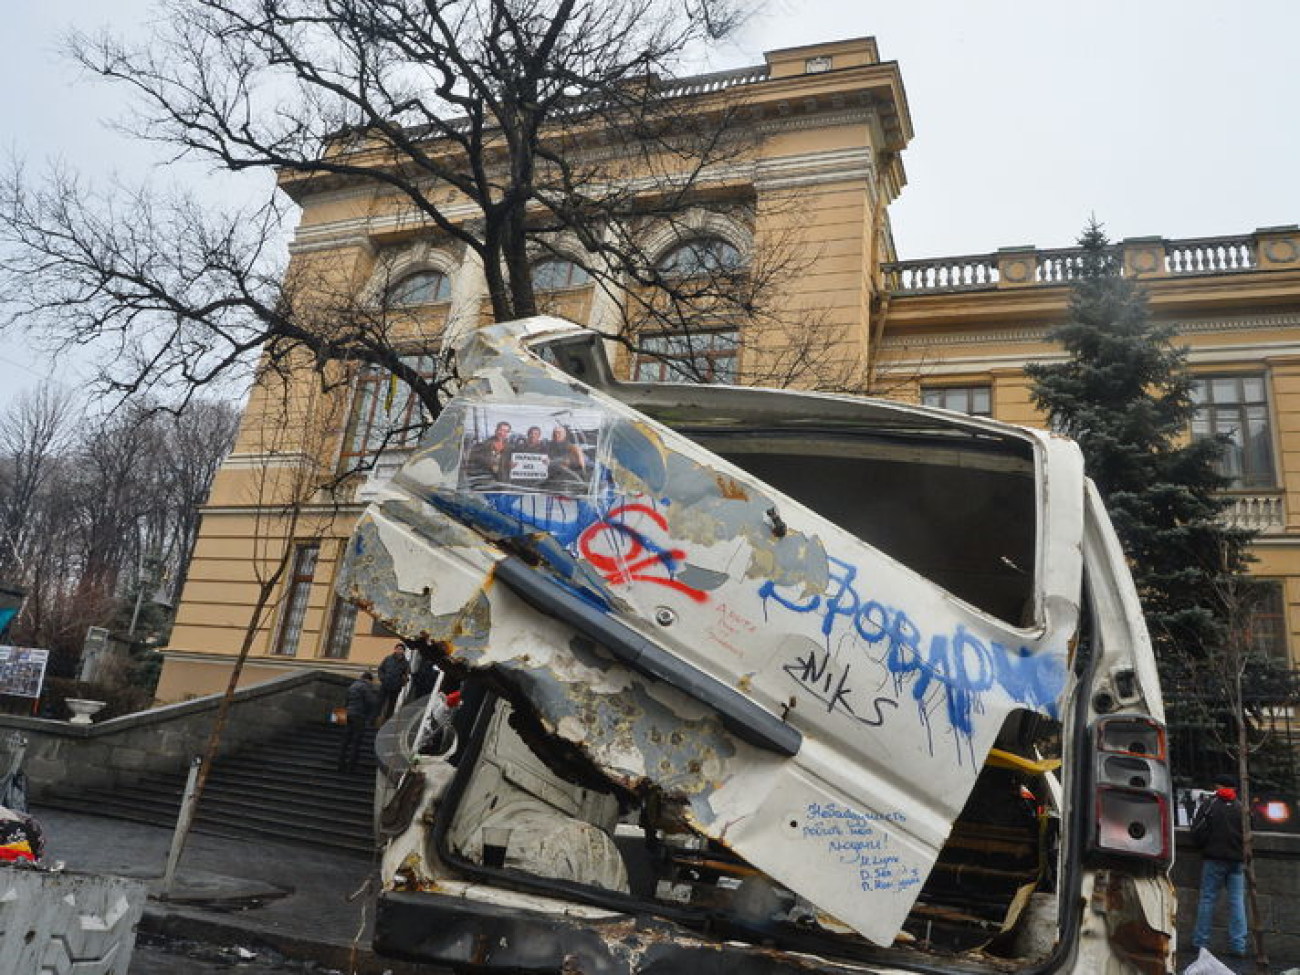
<box><xmin>377</xmin><ymin>643</ymin><xmax>411</xmax><ymax>722</ymax></box>
<box><xmin>338</xmin><ymin>671</ymin><xmax>379</xmax><ymax>773</ymax></box>
<box><xmin>1190</xmin><ymin>771</ymin><xmax>1248</xmax><ymax>960</ymax></box>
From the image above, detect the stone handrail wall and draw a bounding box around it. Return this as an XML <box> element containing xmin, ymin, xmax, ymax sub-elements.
<box><xmin>882</xmin><ymin>226</ymin><xmax>1299</xmax><ymax>296</ymax></box>
<box><xmin>884</xmin><ymin>254</ymin><xmax>999</xmax><ymax>292</ymax></box>
<box><xmin>653</xmin><ymin>65</ymin><xmax>769</xmax><ymax>100</ymax></box>
<box><xmin>1223</xmin><ymin>493</ymin><xmax>1287</xmax><ymax>534</ymax></box>
<box><xmin>1</xmin><ymin>670</ymin><xmax>351</xmax><ymax>800</ymax></box>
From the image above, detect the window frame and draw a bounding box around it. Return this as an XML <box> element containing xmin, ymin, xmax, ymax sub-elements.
<box><xmin>1243</xmin><ymin>578</ymin><xmax>1289</xmax><ymax>664</ymax></box>
<box><xmin>385</xmin><ymin>269</ymin><xmax>452</xmax><ymax>307</ymax></box>
<box><xmin>272</xmin><ymin>542</ymin><xmax>320</xmax><ymax>657</ymax></box>
<box><xmin>341</xmin><ymin>353</ymin><xmax>442</xmax><ymax>466</ymax></box>
<box><xmin>322</xmin><ymin>596</ymin><xmax>359</xmax><ymax>660</ymax></box>
<box><xmin>1190</xmin><ymin>373</ymin><xmax>1277</xmax><ymax>490</ymax></box>
<box><xmin>531</xmin><ymin>258</ymin><xmax>592</xmax><ymax>292</ymax></box>
<box><xmin>656</xmin><ymin>237</ymin><xmax>744</xmax><ymax>279</ymax></box>
<box><xmin>920</xmin><ymin>385</ymin><xmax>993</xmax><ymax>418</ymax></box>
<box><xmin>632</xmin><ymin>329</ymin><xmax>739</xmax><ymax>384</ymax></box>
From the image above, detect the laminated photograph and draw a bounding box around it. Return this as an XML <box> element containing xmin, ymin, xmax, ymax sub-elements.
<box><xmin>458</xmin><ymin>404</ymin><xmax>603</xmax><ymax>497</ymax></box>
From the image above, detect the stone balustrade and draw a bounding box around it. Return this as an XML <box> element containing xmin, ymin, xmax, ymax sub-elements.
<box><xmin>1224</xmin><ymin>493</ymin><xmax>1287</xmax><ymax>534</ymax></box>
<box><xmin>883</xmin><ymin>226</ymin><xmax>1300</xmax><ymax>296</ymax></box>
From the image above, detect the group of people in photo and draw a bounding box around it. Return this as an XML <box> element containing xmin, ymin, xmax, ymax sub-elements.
<box><xmin>463</xmin><ymin>419</ymin><xmax>590</xmax><ymax>493</ymax></box>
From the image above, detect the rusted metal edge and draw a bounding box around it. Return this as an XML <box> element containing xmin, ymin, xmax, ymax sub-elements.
<box><xmin>494</xmin><ymin>555</ymin><xmax>802</xmax><ymax>757</ymax></box>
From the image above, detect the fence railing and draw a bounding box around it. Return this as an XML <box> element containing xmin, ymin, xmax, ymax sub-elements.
<box><xmin>882</xmin><ymin>229</ymin><xmax>1290</xmax><ymax>296</ymax></box>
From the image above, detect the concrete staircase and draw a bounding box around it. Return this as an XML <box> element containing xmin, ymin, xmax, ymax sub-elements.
<box><xmin>39</xmin><ymin>721</ymin><xmax>378</xmax><ymax>855</ymax></box>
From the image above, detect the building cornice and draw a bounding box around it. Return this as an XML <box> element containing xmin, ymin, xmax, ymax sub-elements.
<box><xmin>882</xmin><ymin>311</ymin><xmax>1300</xmax><ymax>350</ymax></box>
<box><xmin>290</xmin><ymin>140</ymin><xmax>881</xmax><ymax>254</ymax></box>
<box><xmin>879</xmin><ymin>315</ymin><xmax>1300</xmax><ymax>374</ymax></box>
<box><xmin>219</xmin><ymin>451</ymin><xmax>321</xmax><ymax>469</ymax></box>
<box><xmin>197</xmin><ymin>501</ymin><xmax>366</xmax><ymax>517</ymax></box>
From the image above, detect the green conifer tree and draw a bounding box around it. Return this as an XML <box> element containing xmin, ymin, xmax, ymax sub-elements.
<box><xmin>1026</xmin><ymin>220</ymin><xmax>1253</xmax><ymax>781</ymax></box>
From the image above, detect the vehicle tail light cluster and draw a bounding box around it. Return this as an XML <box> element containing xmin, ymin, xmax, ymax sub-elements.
<box><xmin>1088</xmin><ymin>715</ymin><xmax>1172</xmax><ymax>864</ymax></box>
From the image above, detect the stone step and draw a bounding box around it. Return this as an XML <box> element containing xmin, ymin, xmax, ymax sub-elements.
<box><xmin>48</xmin><ymin>716</ymin><xmax>381</xmax><ymax>855</ymax></box>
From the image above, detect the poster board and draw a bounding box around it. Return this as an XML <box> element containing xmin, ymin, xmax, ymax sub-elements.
<box><xmin>0</xmin><ymin>647</ymin><xmax>49</xmax><ymax>699</ymax></box>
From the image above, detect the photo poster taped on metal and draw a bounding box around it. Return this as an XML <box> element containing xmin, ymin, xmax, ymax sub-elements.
<box><xmin>0</xmin><ymin>646</ymin><xmax>50</xmax><ymax>699</ymax></box>
<box><xmin>458</xmin><ymin>403</ymin><xmax>604</xmax><ymax>497</ymax></box>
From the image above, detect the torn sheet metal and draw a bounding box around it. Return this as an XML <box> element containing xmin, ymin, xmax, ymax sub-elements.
<box><xmin>337</xmin><ymin>316</ymin><xmax>1085</xmax><ymax>945</ymax></box>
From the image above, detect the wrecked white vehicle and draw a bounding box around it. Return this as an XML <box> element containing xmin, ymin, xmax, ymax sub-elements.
<box><xmin>338</xmin><ymin>317</ymin><xmax>1175</xmax><ymax>974</ymax></box>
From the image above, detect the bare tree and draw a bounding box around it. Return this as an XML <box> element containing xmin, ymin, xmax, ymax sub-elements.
<box><xmin>0</xmin><ymin>388</ymin><xmax>75</xmax><ymax>580</ymax></box>
<box><xmin>0</xmin><ymin>0</ymin><xmax>847</xmax><ymax>427</ymax></box>
<box><xmin>1181</xmin><ymin>562</ymin><xmax>1300</xmax><ymax>973</ymax></box>
<box><xmin>0</xmin><ymin>393</ymin><xmax>237</xmax><ymax>678</ymax></box>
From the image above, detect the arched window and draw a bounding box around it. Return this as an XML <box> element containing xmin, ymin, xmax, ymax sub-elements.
<box><xmin>386</xmin><ymin>269</ymin><xmax>451</xmax><ymax>306</ymax></box>
<box><xmin>657</xmin><ymin>237</ymin><xmax>742</xmax><ymax>277</ymax></box>
<box><xmin>531</xmin><ymin>258</ymin><xmax>591</xmax><ymax>291</ymax></box>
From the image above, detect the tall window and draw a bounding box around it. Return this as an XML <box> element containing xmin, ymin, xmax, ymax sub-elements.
<box><xmin>342</xmin><ymin>353</ymin><xmax>440</xmax><ymax>464</ymax></box>
<box><xmin>1244</xmin><ymin>580</ymin><xmax>1289</xmax><ymax>663</ymax></box>
<box><xmin>658</xmin><ymin>237</ymin><xmax>742</xmax><ymax>277</ymax></box>
<box><xmin>922</xmin><ymin>385</ymin><xmax>992</xmax><ymax>417</ymax></box>
<box><xmin>532</xmin><ymin>258</ymin><xmax>591</xmax><ymax>291</ymax></box>
<box><xmin>386</xmin><ymin>269</ymin><xmax>450</xmax><ymax>306</ymax></box>
<box><xmin>273</xmin><ymin>543</ymin><xmax>320</xmax><ymax>656</ymax></box>
<box><xmin>1190</xmin><ymin>375</ymin><xmax>1276</xmax><ymax>489</ymax></box>
<box><xmin>322</xmin><ymin>597</ymin><xmax>358</xmax><ymax>659</ymax></box>
<box><xmin>633</xmin><ymin>331</ymin><xmax>738</xmax><ymax>384</ymax></box>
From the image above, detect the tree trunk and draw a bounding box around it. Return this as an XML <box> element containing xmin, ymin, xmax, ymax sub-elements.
<box><xmin>1234</xmin><ymin>666</ymin><xmax>1269</xmax><ymax>972</ymax></box>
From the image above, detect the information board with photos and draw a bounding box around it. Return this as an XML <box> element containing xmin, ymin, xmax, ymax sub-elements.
<box><xmin>0</xmin><ymin>646</ymin><xmax>49</xmax><ymax>698</ymax></box>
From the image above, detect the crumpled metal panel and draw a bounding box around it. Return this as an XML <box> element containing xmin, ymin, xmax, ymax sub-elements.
<box><xmin>338</xmin><ymin>317</ymin><xmax>1085</xmax><ymax>945</ymax></box>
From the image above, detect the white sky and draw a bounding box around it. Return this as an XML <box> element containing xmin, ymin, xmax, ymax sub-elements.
<box><xmin>3</xmin><ymin>0</ymin><xmax>1298</xmax><ymax>408</ymax></box>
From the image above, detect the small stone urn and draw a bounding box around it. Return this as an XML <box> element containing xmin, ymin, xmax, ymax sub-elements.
<box><xmin>65</xmin><ymin>699</ymin><xmax>107</xmax><ymax>725</ymax></box>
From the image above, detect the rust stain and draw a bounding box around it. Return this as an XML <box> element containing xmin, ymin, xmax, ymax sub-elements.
<box><xmin>715</xmin><ymin>474</ymin><xmax>750</xmax><ymax>501</ymax></box>
<box><xmin>1096</xmin><ymin>870</ymin><xmax>1173</xmax><ymax>975</ymax></box>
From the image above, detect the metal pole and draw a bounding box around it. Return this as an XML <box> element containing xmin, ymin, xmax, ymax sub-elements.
<box><xmin>161</xmin><ymin>756</ymin><xmax>203</xmax><ymax>899</ymax></box>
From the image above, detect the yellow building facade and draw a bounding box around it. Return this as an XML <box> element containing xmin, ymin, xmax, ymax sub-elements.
<box><xmin>877</xmin><ymin>232</ymin><xmax>1300</xmax><ymax>670</ymax></box>
<box><xmin>156</xmin><ymin>37</ymin><xmax>914</xmax><ymax>701</ymax></box>
<box><xmin>158</xmin><ymin>36</ymin><xmax>1300</xmax><ymax>703</ymax></box>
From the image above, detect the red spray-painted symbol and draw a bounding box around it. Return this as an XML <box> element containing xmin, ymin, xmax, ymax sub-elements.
<box><xmin>577</xmin><ymin>502</ymin><xmax>708</xmax><ymax>603</ymax></box>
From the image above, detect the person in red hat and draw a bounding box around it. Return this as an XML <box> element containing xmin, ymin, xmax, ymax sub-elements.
<box><xmin>1190</xmin><ymin>772</ymin><xmax>1247</xmax><ymax>959</ymax></box>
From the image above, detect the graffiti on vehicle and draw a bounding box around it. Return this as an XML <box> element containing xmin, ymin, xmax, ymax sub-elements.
<box><xmin>486</xmin><ymin>489</ymin><xmax>712</xmax><ymax>602</ymax></box>
<box><xmin>783</xmin><ymin>646</ymin><xmax>899</xmax><ymax>727</ymax></box>
<box><xmin>578</xmin><ymin>502</ymin><xmax>709</xmax><ymax>603</ymax></box>
<box><xmin>760</xmin><ymin>556</ymin><xmax>1066</xmax><ymax>751</ymax></box>
<box><xmin>797</xmin><ymin>802</ymin><xmax>922</xmax><ymax>895</ymax></box>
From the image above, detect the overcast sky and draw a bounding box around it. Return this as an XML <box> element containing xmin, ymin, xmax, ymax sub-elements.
<box><xmin>3</xmin><ymin>0</ymin><xmax>1298</xmax><ymax>408</ymax></box>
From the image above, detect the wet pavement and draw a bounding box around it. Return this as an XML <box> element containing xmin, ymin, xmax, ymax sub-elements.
<box><xmin>28</xmin><ymin>805</ymin><xmax>438</xmax><ymax>974</ymax></box>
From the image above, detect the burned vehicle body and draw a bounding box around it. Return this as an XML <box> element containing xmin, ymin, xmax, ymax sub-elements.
<box><xmin>338</xmin><ymin>317</ymin><xmax>1176</xmax><ymax>974</ymax></box>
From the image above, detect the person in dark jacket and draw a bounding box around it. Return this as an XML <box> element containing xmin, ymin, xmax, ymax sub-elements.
<box><xmin>1190</xmin><ymin>772</ymin><xmax>1248</xmax><ymax>957</ymax></box>
<box><xmin>377</xmin><ymin>644</ymin><xmax>411</xmax><ymax>722</ymax></box>
<box><xmin>337</xmin><ymin>671</ymin><xmax>379</xmax><ymax>773</ymax></box>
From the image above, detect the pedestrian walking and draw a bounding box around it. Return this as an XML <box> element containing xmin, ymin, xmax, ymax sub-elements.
<box><xmin>337</xmin><ymin>671</ymin><xmax>379</xmax><ymax>773</ymax></box>
<box><xmin>1190</xmin><ymin>772</ymin><xmax>1248</xmax><ymax>959</ymax></box>
<box><xmin>377</xmin><ymin>643</ymin><xmax>411</xmax><ymax>722</ymax></box>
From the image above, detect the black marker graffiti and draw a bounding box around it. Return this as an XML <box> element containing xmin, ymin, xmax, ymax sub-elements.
<box><xmin>783</xmin><ymin>647</ymin><xmax>899</xmax><ymax>727</ymax></box>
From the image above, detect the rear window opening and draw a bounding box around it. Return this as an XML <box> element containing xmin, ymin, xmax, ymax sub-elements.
<box><xmin>425</xmin><ymin>688</ymin><xmax>1065</xmax><ymax>970</ymax></box>
<box><xmin>690</xmin><ymin>430</ymin><xmax>1039</xmax><ymax>626</ymax></box>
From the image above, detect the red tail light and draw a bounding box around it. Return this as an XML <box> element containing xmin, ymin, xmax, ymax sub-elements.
<box><xmin>1088</xmin><ymin>715</ymin><xmax>1172</xmax><ymax>863</ymax></box>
